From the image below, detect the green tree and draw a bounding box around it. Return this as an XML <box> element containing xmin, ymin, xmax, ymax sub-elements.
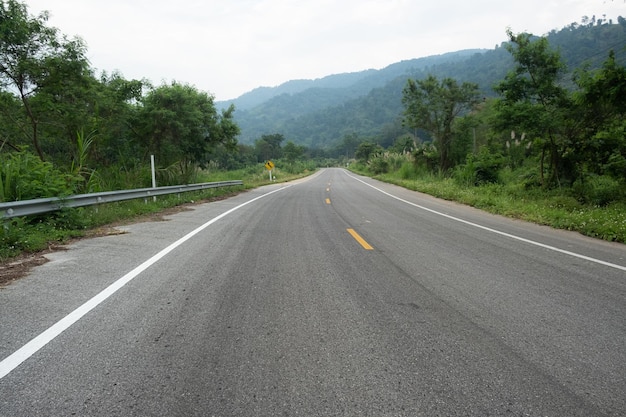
<box><xmin>137</xmin><ymin>82</ymin><xmax>239</xmax><ymax>167</ymax></box>
<box><xmin>0</xmin><ymin>90</ymin><xmax>23</xmax><ymax>151</ymax></box>
<box><xmin>493</xmin><ymin>30</ymin><xmax>570</xmax><ymax>186</ymax></box>
<box><xmin>282</xmin><ymin>141</ymin><xmax>305</xmax><ymax>163</ymax></box>
<box><xmin>0</xmin><ymin>0</ymin><xmax>90</xmax><ymax>161</ymax></box>
<box><xmin>572</xmin><ymin>50</ymin><xmax>626</xmax><ymax>180</ymax></box>
<box><xmin>87</xmin><ymin>71</ymin><xmax>147</xmax><ymax>167</ymax></box>
<box><xmin>402</xmin><ymin>75</ymin><xmax>481</xmax><ymax>172</ymax></box>
<box><xmin>355</xmin><ymin>141</ymin><xmax>381</xmax><ymax>163</ymax></box>
<box><xmin>391</xmin><ymin>136</ymin><xmax>416</xmax><ymax>154</ymax></box>
<box><xmin>254</xmin><ymin>133</ymin><xmax>284</xmax><ymax>161</ymax></box>
<box><xmin>334</xmin><ymin>133</ymin><xmax>361</xmax><ymax>159</ymax></box>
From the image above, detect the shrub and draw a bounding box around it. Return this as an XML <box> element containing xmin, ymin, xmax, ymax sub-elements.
<box><xmin>454</xmin><ymin>148</ymin><xmax>504</xmax><ymax>186</ymax></box>
<box><xmin>573</xmin><ymin>175</ymin><xmax>623</xmax><ymax>206</ymax></box>
<box><xmin>412</xmin><ymin>144</ymin><xmax>439</xmax><ymax>172</ymax></box>
<box><xmin>368</xmin><ymin>156</ymin><xmax>389</xmax><ymax>174</ymax></box>
<box><xmin>0</xmin><ymin>151</ymin><xmax>79</xmax><ymax>202</ymax></box>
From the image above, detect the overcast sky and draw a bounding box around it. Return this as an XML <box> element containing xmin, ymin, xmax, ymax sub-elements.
<box><xmin>24</xmin><ymin>0</ymin><xmax>625</xmax><ymax>101</ymax></box>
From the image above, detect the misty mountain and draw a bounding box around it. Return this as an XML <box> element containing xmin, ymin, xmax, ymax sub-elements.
<box><xmin>217</xmin><ymin>18</ymin><xmax>626</xmax><ymax>149</ymax></box>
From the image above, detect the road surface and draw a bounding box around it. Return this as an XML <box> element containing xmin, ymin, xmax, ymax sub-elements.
<box><xmin>1</xmin><ymin>168</ymin><xmax>624</xmax><ymax>416</ymax></box>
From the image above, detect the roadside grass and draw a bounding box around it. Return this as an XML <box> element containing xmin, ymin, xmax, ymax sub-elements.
<box><xmin>367</xmin><ymin>170</ymin><xmax>626</xmax><ymax>243</ymax></box>
<box><xmin>0</xmin><ymin>166</ymin><xmax>313</xmax><ymax>261</ymax></box>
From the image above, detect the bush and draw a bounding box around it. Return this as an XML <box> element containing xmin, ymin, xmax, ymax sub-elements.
<box><xmin>368</xmin><ymin>156</ymin><xmax>389</xmax><ymax>174</ymax></box>
<box><xmin>573</xmin><ymin>175</ymin><xmax>623</xmax><ymax>206</ymax></box>
<box><xmin>0</xmin><ymin>151</ymin><xmax>79</xmax><ymax>202</ymax></box>
<box><xmin>412</xmin><ymin>144</ymin><xmax>439</xmax><ymax>172</ymax></box>
<box><xmin>454</xmin><ymin>148</ymin><xmax>504</xmax><ymax>186</ymax></box>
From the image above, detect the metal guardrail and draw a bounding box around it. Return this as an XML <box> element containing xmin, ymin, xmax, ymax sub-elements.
<box><xmin>0</xmin><ymin>180</ymin><xmax>243</xmax><ymax>219</ymax></box>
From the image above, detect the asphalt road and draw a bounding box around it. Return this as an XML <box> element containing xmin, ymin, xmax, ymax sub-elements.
<box><xmin>1</xmin><ymin>168</ymin><xmax>624</xmax><ymax>416</ymax></box>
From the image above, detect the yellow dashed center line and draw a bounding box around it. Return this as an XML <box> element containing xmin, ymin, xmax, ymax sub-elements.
<box><xmin>347</xmin><ymin>228</ymin><xmax>374</xmax><ymax>250</ymax></box>
<box><xmin>325</xmin><ymin>198</ymin><xmax>331</xmax><ymax>204</ymax></box>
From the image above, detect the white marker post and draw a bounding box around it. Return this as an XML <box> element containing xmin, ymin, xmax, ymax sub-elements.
<box><xmin>150</xmin><ymin>155</ymin><xmax>157</xmax><ymax>202</ymax></box>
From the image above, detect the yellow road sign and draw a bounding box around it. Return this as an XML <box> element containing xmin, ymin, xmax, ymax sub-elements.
<box><xmin>264</xmin><ymin>160</ymin><xmax>275</xmax><ymax>170</ymax></box>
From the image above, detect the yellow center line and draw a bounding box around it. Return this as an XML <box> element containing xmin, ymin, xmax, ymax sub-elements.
<box><xmin>347</xmin><ymin>228</ymin><xmax>374</xmax><ymax>250</ymax></box>
<box><xmin>325</xmin><ymin>198</ymin><xmax>331</xmax><ymax>204</ymax></box>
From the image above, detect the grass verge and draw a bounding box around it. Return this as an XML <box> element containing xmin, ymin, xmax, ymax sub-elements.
<box><xmin>369</xmin><ymin>171</ymin><xmax>626</xmax><ymax>243</ymax></box>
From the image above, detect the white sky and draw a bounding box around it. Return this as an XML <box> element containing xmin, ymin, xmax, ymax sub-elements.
<box><xmin>24</xmin><ymin>0</ymin><xmax>626</xmax><ymax>101</ymax></box>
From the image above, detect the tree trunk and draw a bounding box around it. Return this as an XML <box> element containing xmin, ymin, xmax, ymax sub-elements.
<box><xmin>19</xmin><ymin>89</ymin><xmax>45</xmax><ymax>161</ymax></box>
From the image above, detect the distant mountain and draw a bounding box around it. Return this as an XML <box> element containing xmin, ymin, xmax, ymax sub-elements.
<box><xmin>217</xmin><ymin>18</ymin><xmax>626</xmax><ymax>149</ymax></box>
<box><xmin>216</xmin><ymin>49</ymin><xmax>484</xmax><ymax>112</ymax></box>
<box><xmin>217</xmin><ymin>71</ymin><xmax>377</xmax><ymax>111</ymax></box>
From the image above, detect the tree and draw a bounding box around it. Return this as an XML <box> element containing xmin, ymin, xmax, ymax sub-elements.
<box><xmin>392</xmin><ymin>136</ymin><xmax>416</xmax><ymax>154</ymax></box>
<box><xmin>0</xmin><ymin>90</ymin><xmax>23</xmax><ymax>151</ymax></box>
<box><xmin>87</xmin><ymin>71</ymin><xmax>147</xmax><ymax>167</ymax></box>
<box><xmin>254</xmin><ymin>133</ymin><xmax>284</xmax><ymax>161</ymax></box>
<box><xmin>493</xmin><ymin>30</ymin><xmax>569</xmax><ymax>186</ymax></box>
<box><xmin>572</xmin><ymin>50</ymin><xmax>626</xmax><ymax>180</ymax></box>
<box><xmin>333</xmin><ymin>133</ymin><xmax>361</xmax><ymax>159</ymax></box>
<box><xmin>355</xmin><ymin>141</ymin><xmax>381</xmax><ymax>163</ymax></box>
<box><xmin>137</xmin><ymin>82</ymin><xmax>239</xmax><ymax>167</ymax></box>
<box><xmin>282</xmin><ymin>141</ymin><xmax>305</xmax><ymax>163</ymax></box>
<box><xmin>0</xmin><ymin>0</ymin><xmax>90</xmax><ymax>161</ymax></box>
<box><xmin>402</xmin><ymin>75</ymin><xmax>480</xmax><ymax>172</ymax></box>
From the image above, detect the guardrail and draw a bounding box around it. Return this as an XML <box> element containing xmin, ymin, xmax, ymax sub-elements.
<box><xmin>0</xmin><ymin>180</ymin><xmax>243</xmax><ymax>219</ymax></box>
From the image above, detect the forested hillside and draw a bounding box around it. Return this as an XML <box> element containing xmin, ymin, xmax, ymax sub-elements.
<box><xmin>229</xmin><ymin>18</ymin><xmax>626</xmax><ymax>149</ymax></box>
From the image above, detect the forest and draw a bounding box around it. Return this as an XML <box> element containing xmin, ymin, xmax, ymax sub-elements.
<box><xmin>1</xmin><ymin>0</ymin><xmax>626</xmax><ymax>257</ymax></box>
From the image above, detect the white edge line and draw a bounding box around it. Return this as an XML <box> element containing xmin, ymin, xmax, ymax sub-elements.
<box><xmin>0</xmin><ymin>184</ymin><xmax>292</xmax><ymax>380</ymax></box>
<box><xmin>344</xmin><ymin>171</ymin><xmax>626</xmax><ymax>272</ymax></box>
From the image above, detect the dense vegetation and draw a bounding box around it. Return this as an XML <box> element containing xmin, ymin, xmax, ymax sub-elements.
<box><xmin>0</xmin><ymin>0</ymin><xmax>302</xmax><ymax>201</ymax></box>
<box><xmin>1</xmin><ymin>0</ymin><xmax>625</xmax><ymax>261</ymax></box>
<box><xmin>351</xmin><ymin>25</ymin><xmax>626</xmax><ymax>242</ymax></box>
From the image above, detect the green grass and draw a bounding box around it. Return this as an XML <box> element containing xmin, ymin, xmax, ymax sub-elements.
<box><xmin>361</xmin><ymin>169</ymin><xmax>626</xmax><ymax>243</ymax></box>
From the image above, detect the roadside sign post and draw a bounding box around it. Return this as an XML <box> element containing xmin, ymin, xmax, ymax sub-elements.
<box><xmin>264</xmin><ymin>160</ymin><xmax>275</xmax><ymax>181</ymax></box>
<box><xmin>150</xmin><ymin>155</ymin><xmax>157</xmax><ymax>201</ymax></box>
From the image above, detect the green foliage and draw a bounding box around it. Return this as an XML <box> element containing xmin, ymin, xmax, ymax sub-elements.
<box><xmin>278</xmin><ymin>159</ymin><xmax>317</xmax><ymax>174</ymax></box>
<box><xmin>137</xmin><ymin>82</ymin><xmax>239</xmax><ymax>168</ymax></box>
<box><xmin>402</xmin><ymin>75</ymin><xmax>481</xmax><ymax>171</ymax></box>
<box><xmin>156</xmin><ymin>160</ymin><xmax>200</xmax><ymax>186</ymax></box>
<box><xmin>570</xmin><ymin>52</ymin><xmax>626</xmax><ymax>181</ymax></box>
<box><xmin>354</xmin><ymin>162</ymin><xmax>626</xmax><ymax>242</ymax></box>
<box><xmin>254</xmin><ymin>134</ymin><xmax>285</xmax><ymax>161</ymax></box>
<box><xmin>70</xmin><ymin>129</ymin><xmax>100</xmax><ymax>193</ymax></box>
<box><xmin>0</xmin><ymin>0</ymin><xmax>91</xmax><ymax>161</ymax></box>
<box><xmin>367</xmin><ymin>155</ymin><xmax>389</xmax><ymax>174</ymax></box>
<box><xmin>494</xmin><ymin>30</ymin><xmax>570</xmax><ymax>186</ymax></box>
<box><xmin>453</xmin><ymin>148</ymin><xmax>504</xmax><ymax>186</ymax></box>
<box><xmin>282</xmin><ymin>141</ymin><xmax>306</xmax><ymax>163</ymax></box>
<box><xmin>399</xmin><ymin>161</ymin><xmax>420</xmax><ymax>180</ymax></box>
<box><xmin>337</xmin><ymin>133</ymin><xmax>362</xmax><ymax>158</ymax></box>
<box><xmin>572</xmin><ymin>175</ymin><xmax>624</xmax><ymax>206</ymax></box>
<box><xmin>355</xmin><ymin>142</ymin><xmax>383</xmax><ymax>163</ymax></box>
<box><xmin>0</xmin><ymin>151</ymin><xmax>78</xmax><ymax>201</ymax></box>
<box><xmin>412</xmin><ymin>143</ymin><xmax>439</xmax><ymax>171</ymax></box>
